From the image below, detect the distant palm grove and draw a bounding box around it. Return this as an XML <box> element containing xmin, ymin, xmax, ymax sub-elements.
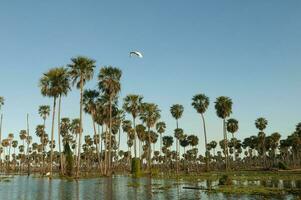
<box><xmin>0</xmin><ymin>56</ymin><xmax>300</xmax><ymax>179</ymax></box>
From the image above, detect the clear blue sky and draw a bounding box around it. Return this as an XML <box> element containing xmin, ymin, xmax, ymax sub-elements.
<box><xmin>0</xmin><ymin>1</ymin><xmax>300</xmax><ymax>154</ymax></box>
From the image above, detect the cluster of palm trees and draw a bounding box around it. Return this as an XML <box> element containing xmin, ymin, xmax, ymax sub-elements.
<box><xmin>0</xmin><ymin>57</ymin><xmax>300</xmax><ymax>178</ymax></box>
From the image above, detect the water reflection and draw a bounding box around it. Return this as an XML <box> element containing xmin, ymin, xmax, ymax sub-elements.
<box><xmin>0</xmin><ymin>175</ymin><xmax>300</xmax><ymax>200</ymax></box>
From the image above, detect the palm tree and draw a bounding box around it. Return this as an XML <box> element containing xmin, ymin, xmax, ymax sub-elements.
<box><xmin>209</xmin><ymin>141</ymin><xmax>217</xmax><ymax>157</ymax></box>
<box><xmin>226</xmin><ymin>118</ymin><xmax>239</xmax><ymax>161</ymax></box>
<box><xmin>70</xmin><ymin>118</ymin><xmax>81</xmax><ymax>159</ymax></box>
<box><xmin>83</xmin><ymin>89</ymin><xmax>101</xmax><ymax>169</ymax></box>
<box><xmin>19</xmin><ymin>130</ymin><xmax>27</xmax><ymax>172</ymax></box>
<box><xmin>215</xmin><ymin>96</ymin><xmax>233</xmax><ymax>171</ymax></box>
<box><xmin>191</xmin><ymin>94</ymin><xmax>210</xmax><ymax>171</ymax></box>
<box><xmin>68</xmin><ymin>56</ymin><xmax>96</xmax><ymax>178</ymax></box>
<box><xmin>255</xmin><ymin>117</ymin><xmax>268</xmax><ymax>168</ymax></box>
<box><xmin>136</xmin><ymin>124</ymin><xmax>146</xmax><ymax>163</ymax></box>
<box><xmin>38</xmin><ymin>105</ymin><xmax>50</xmax><ymax>130</ymax></box>
<box><xmin>98</xmin><ymin>66</ymin><xmax>122</xmax><ymax>176</ymax></box>
<box><xmin>156</xmin><ymin>121</ymin><xmax>166</xmax><ymax>155</ymax></box>
<box><xmin>35</xmin><ymin>124</ymin><xmax>46</xmax><ymax>174</ymax></box>
<box><xmin>170</xmin><ymin>104</ymin><xmax>184</xmax><ymax>174</ymax></box>
<box><xmin>38</xmin><ymin>105</ymin><xmax>50</xmax><ymax>174</ymax></box>
<box><xmin>40</xmin><ymin>67</ymin><xmax>67</xmax><ymax>178</ymax></box>
<box><xmin>123</xmin><ymin>94</ymin><xmax>143</xmax><ymax>160</ymax></box>
<box><xmin>54</xmin><ymin>67</ymin><xmax>70</xmax><ymax>175</ymax></box>
<box><xmin>140</xmin><ymin>103</ymin><xmax>161</xmax><ymax>173</ymax></box>
<box><xmin>12</xmin><ymin>140</ymin><xmax>18</xmax><ymax>170</ymax></box>
<box><xmin>270</xmin><ymin>132</ymin><xmax>281</xmax><ymax>165</ymax></box>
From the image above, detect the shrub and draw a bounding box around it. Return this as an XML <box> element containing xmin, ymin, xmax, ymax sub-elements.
<box><xmin>218</xmin><ymin>175</ymin><xmax>232</xmax><ymax>185</ymax></box>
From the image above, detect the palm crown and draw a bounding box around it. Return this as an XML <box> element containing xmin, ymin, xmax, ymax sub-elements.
<box><xmin>170</xmin><ymin>104</ymin><xmax>184</xmax><ymax>120</ymax></box>
<box><xmin>255</xmin><ymin>117</ymin><xmax>268</xmax><ymax>131</ymax></box>
<box><xmin>123</xmin><ymin>94</ymin><xmax>143</xmax><ymax>119</ymax></box>
<box><xmin>39</xmin><ymin>67</ymin><xmax>70</xmax><ymax>98</ymax></box>
<box><xmin>214</xmin><ymin>96</ymin><xmax>233</xmax><ymax>119</ymax></box>
<box><xmin>68</xmin><ymin>56</ymin><xmax>96</xmax><ymax>88</ymax></box>
<box><xmin>140</xmin><ymin>103</ymin><xmax>161</xmax><ymax>128</ymax></box>
<box><xmin>192</xmin><ymin>94</ymin><xmax>209</xmax><ymax>114</ymax></box>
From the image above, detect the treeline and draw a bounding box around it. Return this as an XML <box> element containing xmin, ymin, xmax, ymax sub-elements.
<box><xmin>0</xmin><ymin>56</ymin><xmax>300</xmax><ymax>178</ymax></box>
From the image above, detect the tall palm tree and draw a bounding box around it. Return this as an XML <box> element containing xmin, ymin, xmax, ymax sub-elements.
<box><xmin>255</xmin><ymin>117</ymin><xmax>268</xmax><ymax>167</ymax></box>
<box><xmin>191</xmin><ymin>94</ymin><xmax>210</xmax><ymax>171</ymax></box>
<box><xmin>226</xmin><ymin>118</ymin><xmax>239</xmax><ymax>161</ymax></box>
<box><xmin>55</xmin><ymin>68</ymin><xmax>70</xmax><ymax>175</ymax></box>
<box><xmin>38</xmin><ymin>105</ymin><xmax>50</xmax><ymax>174</ymax></box>
<box><xmin>98</xmin><ymin>66</ymin><xmax>122</xmax><ymax>176</ymax></box>
<box><xmin>123</xmin><ymin>94</ymin><xmax>143</xmax><ymax>160</ymax></box>
<box><xmin>68</xmin><ymin>56</ymin><xmax>96</xmax><ymax>178</ymax></box>
<box><xmin>270</xmin><ymin>132</ymin><xmax>281</xmax><ymax>165</ymax></box>
<box><xmin>140</xmin><ymin>103</ymin><xmax>161</xmax><ymax>173</ymax></box>
<box><xmin>83</xmin><ymin>89</ymin><xmax>101</xmax><ymax>169</ymax></box>
<box><xmin>156</xmin><ymin>121</ymin><xmax>166</xmax><ymax>155</ymax></box>
<box><xmin>170</xmin><ymin>104</ymin><xmax>184</xmax><ymax>174</ymax></box>
<box><xmin>39</xmin><ymin>67</ymin><xmax>67</xmax><ymax>178</ymax></box>
<box><xmin>215</xmin><ymin>96</ymin><xmax>233</xmax><ymax>171</ymax></box>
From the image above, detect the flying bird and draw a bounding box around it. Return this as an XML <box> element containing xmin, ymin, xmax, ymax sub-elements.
<box><xmin>130</xmin><ymin>51</ymin><xmax>143</xmax><ymax>58</ymax></box>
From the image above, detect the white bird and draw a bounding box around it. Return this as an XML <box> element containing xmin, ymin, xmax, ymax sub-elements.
<box><xmin>46</xmin><ymin>172</ymin><xmax>50</xmax><ymax>176</ymax></box>
<box><xmin>130</xmin><ymin>51</ymin><xmax>143</xmax><ymax>58</ymax></box>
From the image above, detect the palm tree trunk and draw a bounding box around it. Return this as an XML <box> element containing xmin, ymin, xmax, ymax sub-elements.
<box><xmin>42</xmin><ymin>118</ymin><xmax>46</xmax><ymax>175</ymax></box>
<box><xmin>176</xmin><ymin>120</ymin><xmax>179</xmax><ymax>174</ymax></box>
<box><xmin>160</xmin><ymin>133</ymin><xmax>162</xmax><ymax>155</ymax></box>
<box><xmin>107</xmin><ymin>97</ymin><xmax>112</xmax><ymax>176</ymax></box>
<box><xmin>133</xmin><ymin>116</ymin><xmax>137</xmax><ymax>158</ymax></box>
<box><xmin>117</xmin><ymin>127</ymin><xmax>121</xmax><ymax>162</ymax></box>
<box><xmin>104</xmin><ymin>126</ymin><xmax>108</xmax><ymax>175</ymax></box>
<box><xmin>100</xmin><ymin>125</ymin><xmax>104</xmax><ymax>174</ymax></box>
<box><xmin>50</xmin><ymin>97</ymin><xmax>57</xmax><ymax>178</ymax></box>
<box><xmin>58</xmin><ymin>95</ymin><xmax>63</xmax><ymax>175</ymax></box>
<box><xmin>147</xmin><ymin>126</ymin><xmax>151</xmax><ymax>173</ymax></box>
<box><xmin>76</xmin><ymin>77</ymin><xmax>84</xmax><ymax>178</ymax></box>
<box><xmin>201</xmin><ymin>113</ymin><xmax>209</xmax><ymax>172</ymax></box>
<box><xmin>91</xmin><ymin>112</ymin><xmax>101</xmax><ymax>170</ymax></box>
<box><xmin>232</xmin><ymin>133</ymin><xmax>237</xmax><ymax>161</ymax></box>
<box><xmin>8</xmin><ymin>143</ymin><xmax>11</xmax><ymax>173</ymax></box>
<box><xmin>26</xmin><ymin>114</ymin><xmax>30</xmax><ymax>176</ymax></box>
<box><xmin>223</xmin><ymin>119</ymin><xmax>229</xmax><ymax>171</ymax></box>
